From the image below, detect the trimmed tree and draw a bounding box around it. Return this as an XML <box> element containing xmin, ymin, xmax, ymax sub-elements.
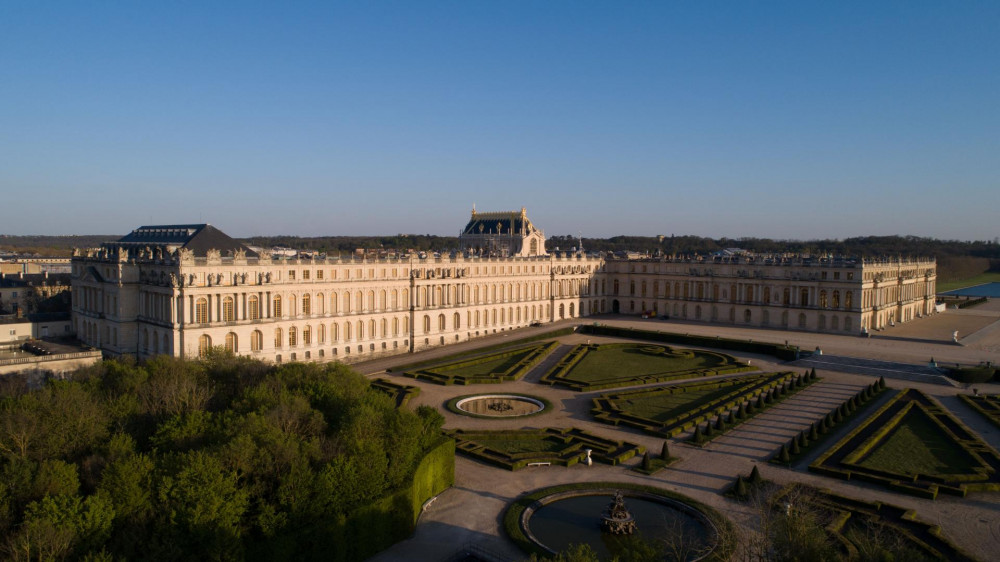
<box><xmin>749</xmin><ymin>465</ymin><xmax>762</xmax><ymax>484</ymax></box>
<box><xmin>734</xmin><ymin>475</ymin><xmax>748</xmax><ymax>499</ymax></box>
<box><xmin>642</xmin><ymin>451</ymin><xmax>651</xmax><ymax>471</ymax></box>
<box><xmin>660</xmin><ymin>441</ymin><xmax>670</xmax><ymax>461</ymax></box>
<box><xmin>779</xmin><ymin>443</ymin><xmax>791</xmax><ymax>463</ymax></box>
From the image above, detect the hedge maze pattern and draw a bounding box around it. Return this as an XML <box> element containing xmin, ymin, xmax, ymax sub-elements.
<box><xmin>539</xmin><ymin>343</ymin><xmax>753</xmax><ymax>391</ymax></box>
<box><xmin>810</xmin><ymin>388</ymin><xmax>1000</xmax><ymax>499</ymax></box>
<box><xmin>370</xmin><ymin>378</ymin><xmax>421</xmax><ymax>408</ymax></box>
<box><xmin>445</xmin><ymin>427</ymin><xmax>644</xmax><ymax>471</ymax></box>
<box><xmin>958</xmin><ymin>393</ymin><xmax>1000</xmax><ymax>429</ymax></box>
<box><xmin>590</xmin><ymin>371</ymin><xmax>812</xmax><ymax>438</ymax></box>
<box><xmin>773</xmin><ymin>484</ymin><xmax>977</xmax><ymax>561</ymax></box>
<box><xmin>402</xmin><ymin>342</ymin><xmax>558</xmax><ymax>385</ymax></box>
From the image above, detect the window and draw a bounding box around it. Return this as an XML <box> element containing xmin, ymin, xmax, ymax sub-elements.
<box><xmin>274</xmin><ymin>328</ymin><xmax>283</xmax><ymax>348</ymax></box>
<box><xmin>248</xmin><ymin>296</ymin><xmax>260</xmax><ymax>320</ymax></box>
<box><xmin>222</xmin><ymin>297</ymin><xmax>235</xmax><ymax>322</ymax></box>
<box><xmin>195</xmin><ymin>298</ymin><xmax>208</xmax><ymax>324</ymax></box>
<box><xmin>316</xmin><ymin>270</ymin><xmax>323</xmax><ymax>280</ymax></box>
<box><xmin>251</xmin><ymin>330</ymin><xmax>263</xmax><ymax>351</ymax></box>
<box><xmin>198</xmin><ymin>334</ymin><xmax>212</xmax><ymax>357</ymax></box>
<box><xmin>274</xmin><ymin>296</ymin><xmax>282</xmax><ymax>318</ymax></box>
<box><xmin>303</xmin><ymin>270</ymin><xmax>310</xmax><ymax>280</ymax></box>
<box><xmin>225</xmin><ymin>332</ymin><xmax>238</xmax><ymax>353</ymax></box>
<box><xmin>289</xmin><ymin>327</ymin><xmax>297</xmax><ymax>347</ymax></box>
<box><xmin>289</xmin><ymin>270</ymin><xmax>296</xmax><ymax>280</ymax></box>
<box><xmin>302</xmin><ymin>294</ymin><xmax>311</xmax><ymax>315</ymax></box>
<box><xmin>303</xmin><ymin>325</ymin><xmax>312</xmax><ymax>345</ymax></box>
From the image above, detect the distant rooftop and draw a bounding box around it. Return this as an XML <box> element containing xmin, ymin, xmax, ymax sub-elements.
<box><xmin>109</xmin><ymin>224</ymin><xmax>256</xmax><ymax>258</ymax></box>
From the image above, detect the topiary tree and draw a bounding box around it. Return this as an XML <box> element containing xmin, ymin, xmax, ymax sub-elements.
<box><xmin>749</xmin><ymin>464</ymin><xmax>762</xmax><ymax>484</ymax></box>
<box><xmin>755</xmin><ymin>394</ymin><xmax>765</xmax><ymax>409</ymax></box>
<box><xmin>715</xmin><ymin>415</ymin><xmax>725</xmax><ymax>431</ymax></box>
<box><xmin>809</xmin><ymin>423</ymin><xmax>819</xmax><ymax>441</ymax></box>
<box><xmin>704</xmin><ymin>422</ymin><xmax>714</xmax><ymax>437</ymax></box>
<box><xmin>878</xmin><ymin>376</ymin><xmax>886</xmax><ymax>389</ymax></box>
<box><xmin>810</xmin><ymin>367</ymin><xmax>817</xmax><ymax>380</ymax></box>
<box><xmin>834</xmin><ymin>408</ymin><xmax>844</xmax><ymax>423</ymax></box>
<box><xmin>734</xmin><ymin>475</ymin><xmax>748</xmax><ymax>499</ymax></box>
<box><xmin>790</xmin><ymin>438</ymin><xmax>801</xmax><ymax>455</ymax></box>
<box><xmin>738</xmin><ymin>402</ymin><xmax>747</xmax><ymax>418</ymax></box>
<box><xmin>660</xmin><ymin>441</ymin><xmax>670</xmax><ymax>461</ymax></box>
<box><xmin>642</xmin><ymin>451</ymin><xmax>651</xmax><ymax>471</ymax></box>
<box><xmin>779</xmin><ymin>443</ymin><xmax>791</xmax><ymax>463</ymax></box>
<box><xmin>692</xmin><ymin>425</ymin><xmax>703</xmax><ymax>443</ymax></box>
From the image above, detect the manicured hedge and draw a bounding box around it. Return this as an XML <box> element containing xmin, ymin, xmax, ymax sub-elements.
<box><xmin>947</xmin><ymin>366</ymin><xmax>998</xmax><ymax>384</ymax></box>
<box><xmin>369</xmin><ymin>378</ymin><xmax>421</xmax><ymax>407</ymax></box>
<box><xmin>445</xmin><ymin>427</ymin><xmax>644</xmax><ymax>471</ymax></box>
<box><xmin>403</xmin><ymin>341</ymin><xmax>559</xmax><ymax>385</ymax></box>
<box><xmin>807</xmin><ymin>387</ymin><xmax>1000</xmax><ymax>500</ymax></box>
<box><xmin>578</xmin><ymin>324</ymin><xmax>800</xmax><ymax>360</ymax></box>
<box><xmin>539</xmin><ymin>342</ymin><xmax>754</xmax><ymax>391</ymax></box>
<box><xmin>320</xmin><ymin>437</ymin><xmax>455</xmax><ymax>561</ymax></box>
<box><xmin>958</xmin><ymin>393</ymin><xmax>1000</xmax><ymax>428</ymax></box>
<box><xmin>592</xmin><ymin>371</ymin><xmax>805</xmax><ymax>438</ymax></box>
<box><xmin>387</xmin><ymin>327</ymin><xmax>576</xmax><ymax>372</ymax></box>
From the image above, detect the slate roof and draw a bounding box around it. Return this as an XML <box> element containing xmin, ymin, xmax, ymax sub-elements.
<box><xmin>462</xmin><ymin>209</ymin><xmax>539</xmax><ymax>236</ymax></box>
<box><xmin>110</xmin><ymin>224</ymin><xmax>257</xmax><ymax>258</ymax></box>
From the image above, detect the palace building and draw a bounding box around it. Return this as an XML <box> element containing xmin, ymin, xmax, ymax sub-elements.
<box><xmin>71</xmin><ymin>209</ymin><xmax>936</xmax><ymax>362</ymax></box>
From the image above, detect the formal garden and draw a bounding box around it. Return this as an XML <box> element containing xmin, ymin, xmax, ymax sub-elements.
<box><xmin>589</xmin><ymin>371</ymin><xmax>815</xmax><ymax>439</ymax></box>
<box><xmin>958</xmin><ymin>393</ymin><xmax>1000</xmax><ymax>428</ymax></box>
<box><xmin>809</xmin><ymin>388</ymin><xmax>1000</xmax><ymax>499</ymax></box>
<box><xmin>539</xmin><ymin>342</ymin><xmax>754</xmax><ymax>391</ymax></box>
<box><xmin>399</xmin><ymin>341</ymin><xmax>558</xmax><ymax>385</ymax></box>
<box><xmin>445</xmin><ymin>427</ymin><xmax>643</xmax><ymax>471</ymax></box>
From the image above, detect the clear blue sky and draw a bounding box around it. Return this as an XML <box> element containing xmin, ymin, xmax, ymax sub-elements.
<box><xmin>2</xmin><ymin>1</ymin><xmax>997</xmax><ymax>240</ymax></box>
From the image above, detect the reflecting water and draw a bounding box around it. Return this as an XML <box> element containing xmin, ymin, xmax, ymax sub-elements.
<box><xmin>528</xmin><ymin>495</ymin><xmax>711</xmax><ymax>560</ymax></box>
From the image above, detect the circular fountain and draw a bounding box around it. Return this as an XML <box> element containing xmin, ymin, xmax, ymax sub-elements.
<box><xmin>448</xmin><ymin>394</ymin><xmax>548</xmax><ymax>418</ymax></box>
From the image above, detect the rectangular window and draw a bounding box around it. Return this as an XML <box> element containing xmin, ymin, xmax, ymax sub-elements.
<box><xmin>303</xmin><ymin>270</ymin><xmax>310</xmax><ymax>280</ymax></box>
<box><xmin>834</xmin><ymin>272</ymin><xmax>840</xmax><ymax>280</ymax></box>
<box><xmin>316</xmin><ymin>270</ymin><xmax>323</xmax><ymax>280</ymax></box>
<box><xmin>289</xmin><ymin>271</ymin><xmax>296</xmax><ymax>280</ymax></box>
<box><xmin>847</xmin><ymin>272</ymin><xmax>854</xmax><ymax>280</ymax></box>
<box><xmin>822</xmin><ymin>271</ymin><xmax>828</xmax><ymax>280</ymax></box>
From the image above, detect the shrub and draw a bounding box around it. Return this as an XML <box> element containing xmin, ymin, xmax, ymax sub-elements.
<box><xmin>749</xmin><ymin>465</ymin><xmax>762</xmax><ymax>484</ymax></box>
<box><xmin>780</xmin><ymin>444</ymin><xmax>791</xmax><ymax>463</ymax></box>
<box><xmin>734</xmin><ymin>475</ymin><xmax>748</xmax><ymax>499</ymax></box>
<box><xmin>660</xmin><ymin>441</ymin><xmax>670</xmax><ymax>460</ymax></box>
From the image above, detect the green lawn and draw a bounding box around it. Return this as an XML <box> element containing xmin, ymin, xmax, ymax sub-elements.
<box><xmin>857</xmin><ymin>407</ymin><xmax>980</xmax><ymax>476</ymax></box>
<box><xmin>567</xmin><ymin>345</ymin><xmax>728</xmax><ymax>383</ymax></box>
<box><xmin>432</xmin><ymin>349</ymin><xmax>534</xmax><ymax>377</ymax></box>
<box><xmin>936</xmin><ymin>272</ymin><xmax>1000</xmax><ymax>293</ymax></box>
<box><xmin>617</xmin><ymin>386</ymin><xmax>738</xmax><ymax>422</ymax></box>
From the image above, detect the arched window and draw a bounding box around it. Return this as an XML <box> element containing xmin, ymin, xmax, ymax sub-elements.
<box><xmin>331</xmin><ymin>292</ymin><xmax>338</xmax><ymax>314</ymax></box>
<box><xmin>380</xmin><ymin>290</ymin><xmax>387</xmax><ymax>310</ymax></box>
<box><xmin>832</xmin><ymin>291</ymin><xmax>840</xmax><ymax>308</ymax></box>
<box><xmin>343</xmin><ymin>292</ymin><xmax>351</xmax><ymax>313</ymax></box>
<box><xmin>222</xmin><ymin>297</ymin><xmax>235</xmax><ymax>322</ymax></box>
<box><xmin>289</xmin><ymin>327</ymin><xmax>298</xmax><ymax>347</ymax></box>
<box><xmin>423</xmin><ymin>315</ymin><xmax>431</xmax><ymax>334</ymax></box>
<box><xmin>798</xmin><ymin>313</ymin><xmax>807</xmax><ymax>328</ymax></box>
<box><xmin>332</xmin><ymin>322</ymin><xmax>339</xmax><ymax>342</ymax></box>
<box><xmin>845</xmin><ymin>291</ymin><xmax>853</xmax><ymax>309</ymax></box>
<box><xmin>357</xmin><ymin>320</ymin><xmax>365</xmax><ymax>340</ymax></box>
<box><xmin>820</xmin><ymin>291</ymin><xmax>828</xmax><ymax>308</ymax></box>
<box><xmin>302</xmin><ymin>294</ymin><xmax>311</xmax><ymax>315</ymax></box>
<box><xmin>438</xmin><ymin>314</ymin><xmax>446</xmax><ymax>331</ymax></box>
<box><xmin>198</xmin><ymin>334</ymin><xmax>212</xmax><ymax>357</ymax></box>
<box><xmin>355</xmin><ymin>291</ymin><xmax>363</xmax><ymax>311</ymax></box>
<box><xmin>763</xmin><ymin>287</ymin><xmax>771</xmax><ymax>304</ymax></box>
<box><xmin>744</xmin><ymin>309</ymin><xmax>752</xmax><ymax>323</ymax></box>
<box><xmin>289</xmin><ymin>295</ymin><xmax>297</xmax><ymax>316</ymax></box>
<box><xmin>783</xmin><ymin>288</ymin><xmax>791</xmax><ymax>305</ymax></box>
<box><xmin>248</xmin><ymin>296</ymin><xmax>260</xmax><ymax>320</ymax></box>
<box><xmin>251</xmin><ymin>330</ymin><xmax>263</xmax><ymax>351</ymax></box>
<box><xmin>613</xmin><ymin>279</ymin><xmax>619</xmax><ymax>295</ymax></box>
<box><xmin>273</xmin><ymin>296</ymin><xmax>283</xmax><ymax>318</ymax></box>
<box><xmin>303</xmin><ymin>325</ymin><xmax>312</xmax><ymax>345</ymax></box>
<box><xmin>745</xmin><ymin>286</ymin><xmax>753</xmax><ymax>303</ymax></box>
<box><xmin>316</xmin><ymin>293</ymin><xmax>324</xmax><ymax>314</ymax></box>
<box><xmin>225</xmin><ymin>332</ymin><xmax>238</xmax><ymax>353</ymax></box>
<box><xmin>274</xmin><ymin>327</ymin><xmax>283</xmax><ymax>348</ymax></box>
<box><xmin>318</xmin><ymin>323</ymin><xmax>326</xmax><ymax>343</ymax></box>
<box><xmin>801</xmin><ymin>289</ymin><xmax>809</xmax><ymax>307</ymax></box>
<box><xmin>195</xmin><ymin>298</ymin><xmax>208</xmax><ymax>324</ymax></box>
<box><xmin>367</xmin><ymin>291</ymin><xmax>375</xmax><ymax>310</ymax></box>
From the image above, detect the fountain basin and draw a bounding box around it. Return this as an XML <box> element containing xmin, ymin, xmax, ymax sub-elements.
<box><xmin>447</xmin><ymin>394</ymin><xmax>548</xmax><ymax>418</ymax></box>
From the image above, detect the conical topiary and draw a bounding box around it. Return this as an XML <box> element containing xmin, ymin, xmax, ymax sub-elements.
<box><xmin>790</xmin><ymin>438</ymin><xmax>801</xmax><ymax>455</ymax></box>
<box><xmin>738</xmin><ymin>402</ymin><xmax>747</xmax><ymax>418</ymax></box>
<box><xmin>779</xmin><ymin>443</ymin><xmax>791</xmax><ymax>463</ymax></box>
<box><xmin>878</xmin><ymin>376</ymin><xmax>886</xmax><ymax>389</ymax></box>
<box><xmin>726</xmin><ymin>412</ymin><xmax>735</xmax><ymax>425</ymax></box>
<box><xmin>797</xmin><ymin>432</ymin><xmax>808</xmax><ymax>448</ymax></box>
<box><xmin>642</xmin><ymin>451</ymin><xmax>651</xmax><ymax>471</ymax></box>
<box><xmin>824</xmin><ymin>413</ymin><xmax>834</xmax><ymax>429</ymax></box>
<box><xmin>834</xmin><ymin>408</ymin><xmax>844</xmax><ymax>423</ymax></box>
<box><xmin>810</xmin><ymin>367</ymin><xmax>817</xmax><ymax>380</ymax></box>
<box><xmin>749</xmin><ymin>464</ymin><xmax>762</xmax><ymax>484</ymax></box>
<box><xmin>715</xmin><ymin>416</ymin><xmax>725</xmax><ymax>431</ymax></box>
<box><xmin>755</xmin><ymin>394</ymin><xmax>765</xmax><ymax>409</ymax></box>
<box><xmin>734</xmin><ymin>475</ymin><xmax>748</xmax><ymax>498</ymax></box>
<box><xmin>809</xmin><ymin>424</ymin><xmax>819</xmax><ymax>441</ymax></box>
<box><xmin>693</xmin><ymin>425</ymin><xmax>703</xmax><ymax>443</ymax></box>
<box><xmin>704</xmin><ymin>422</ymin><xmax>715</xmax><ymax>437</ymax></box>
<box><xmin>661</xmin><ymin>441</ymin><xmax>670</xmax><ymax>460</ymax></box>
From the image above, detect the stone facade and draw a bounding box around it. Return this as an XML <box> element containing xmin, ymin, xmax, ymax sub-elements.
<box><xmin>71</xmin><ymin>221</ymin><xmax>936</xmax><ymax>363</ymax></box>
<box><xmin>459</xmin><ymin>207</ymin><xmax>546</xmax><ymax>257</ymax></box>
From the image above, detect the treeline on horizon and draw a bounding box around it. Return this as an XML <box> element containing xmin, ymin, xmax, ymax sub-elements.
<box><xmin>3</xmin><ymin>233</ymin><xmax>998</xmax><ymax>281</ymax></box>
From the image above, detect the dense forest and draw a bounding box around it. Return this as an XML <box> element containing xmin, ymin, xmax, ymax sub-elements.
<box><xmin>0</xmin><ymin>353</ymin><xmax>445</xmax><ymax>561</ymax></box>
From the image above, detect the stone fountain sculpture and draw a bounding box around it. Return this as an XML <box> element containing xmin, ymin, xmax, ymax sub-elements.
<box><xmin>600</xmin><ymin>491</ymin><xmax>637</xmax><ymax>535</ymax></box>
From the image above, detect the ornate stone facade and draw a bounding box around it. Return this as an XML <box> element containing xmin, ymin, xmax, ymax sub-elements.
<box><xmin>459</xmin><ymin>207</ymin><xmax>546</xmax><ymax>257</ymax></box>
<box><xmin>71</xmin><ymin>220</ymin><xmax>936</xmax><ymax>363</ymax></box>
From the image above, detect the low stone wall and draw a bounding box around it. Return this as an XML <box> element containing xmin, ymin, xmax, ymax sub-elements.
<box><xmin>0</xmin><ymin>350</ymin><xmax>102</xmax><ymax>376</ymax></box>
